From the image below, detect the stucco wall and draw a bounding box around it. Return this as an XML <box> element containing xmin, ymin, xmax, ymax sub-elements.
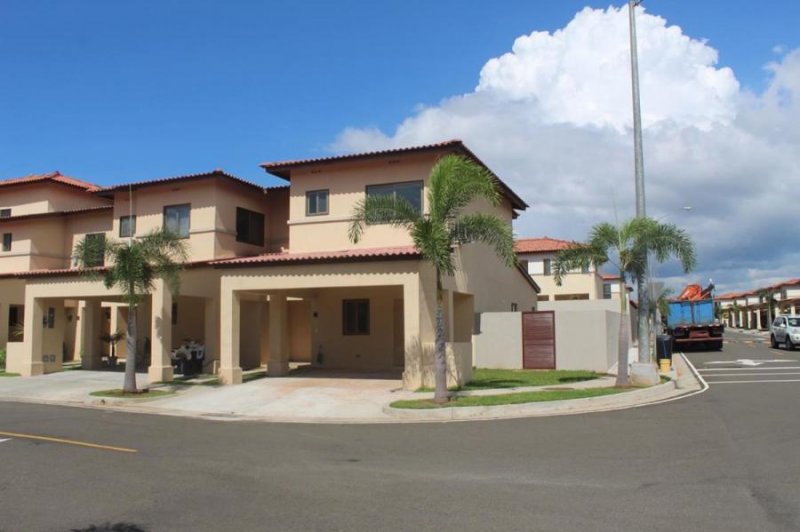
<box><xmin>0</xmin><ymin>182</ymin><xmax>108</xmax><ymax>216</ymax></box>
<box><xmin>473</xmin><ymin>312</ymin><xmax>523</xmax><ymax>369</ymax></box>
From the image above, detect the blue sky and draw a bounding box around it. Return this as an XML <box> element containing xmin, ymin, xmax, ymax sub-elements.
<box><xmin>1</xmin><ymin>0</ymin><xmax>797</xmax><ymax>189</ymax></box>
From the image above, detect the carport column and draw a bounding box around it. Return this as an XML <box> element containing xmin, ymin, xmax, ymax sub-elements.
<box><xmin>755</xmin><ymin>309</ymin><xmax>763</xmax><ymax>330</ymax></box>
<box><xmin>267</xmin><ymin>293</ymin><xmax>289</xmax><ymax>376</ymax></box>
<box><xmin>19</xmin><ymin>296</ymin><xmax>45</xmax><ymax>376</ymax></box>
<box><xmin>204</xmin><ymin>296</ymin><xmax>219</xmax><ymax>371</ymax></box>
<box><xmin>0</xmin><ymin>302</ymin><xmax>8</xmax><ymax>348</ymax></box>
<box><xmin>80</xmin><ymin>300</ymin><xmax>104</xmax><ymax>370</ymax></box>
<box><xmin>402</xmin><ymin>277</ymin><xmax>422</xmax><ymax>389</ymax></box>
<box><xmin>149</xmin><ymin>278</ymin><xmax>174</xmax><ymax>383</ymax></box>
<box><xmin>219</xmin><ymin>282</ymin><xmax>242</xmax><ymax>384</ymax></box>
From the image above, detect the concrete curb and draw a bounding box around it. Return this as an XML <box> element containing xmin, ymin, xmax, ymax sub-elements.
<box><xmin>382</xmin><ymin>354</ymin><xmax>705</xmax><ymax>422</ymax></box>
<box><xmin>0</xmin><ymin>355</ymin><xmax>706</xmax><ymax>425</ymax></box>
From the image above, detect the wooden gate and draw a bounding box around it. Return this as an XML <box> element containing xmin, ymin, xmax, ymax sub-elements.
<box><xmin>522</xmin><ymin>311</ymin><xmax>556</xmax><ymax>369</ymax></box>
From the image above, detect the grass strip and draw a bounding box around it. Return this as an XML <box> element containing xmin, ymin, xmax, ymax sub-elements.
<box><xmin>417</xmin><ymin>368</ymin><xmax>601</xmax><ymax>392</ymax></box>
<box><xmin>393</xmin><ymin>387</ymin><xmax>626</xmax><ymax>409</ymax></box>
<box><xmin>0</xmin><ymin>371</ymin><xmax>20</xmax><ymax>377</ymax></box>
<box><xmin>90</xmin><ymin>389</ymin><xmax>176</xmax><ymax>399</ymax></box>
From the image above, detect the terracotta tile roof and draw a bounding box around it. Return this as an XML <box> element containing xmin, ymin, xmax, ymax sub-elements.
<box><xmin>1</xmin><ymin>259</ymin><xmax>214</xmax><ymax>280</ymax></box>
<box><xmin>600</xmin><ymin>273</ymin><xmax>621</xmax><ymax>281</ymax></box>
<box><xmin>211</xmin><ymin>246</ymin><xmax>421</xmax><ymax>267</ymax></box>
<box><xmin>514</xmin><ymin>237</ymin><xmax>574</xmax><ymax>254</ymax></box>
<box><xmin>0</xmin><ymin>171</ymin><xmax>100</xmax><ymax>191</ymax></box>
<box><xmin>0</xmin><ymin>205</ymin><xmax>112</xmax><ymax>224</ymax></box>
<box><xmin>95</xmin><ymin>169</ymin><xmax>264</xmax><ymax>197</ymax></box>
<box><xmin>260</xmin><ymin>140</ymin><xmax>528</xmax><ymax>211</ymax></box>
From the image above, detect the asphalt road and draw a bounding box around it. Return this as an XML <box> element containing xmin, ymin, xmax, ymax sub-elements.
<box><xmin>1</xmin><ymin>330</ymin><xmax>798</xmax><ymax>532</ymax></box>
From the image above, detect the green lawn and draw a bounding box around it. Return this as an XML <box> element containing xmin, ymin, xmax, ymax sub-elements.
<box><xmin>462</xmin><ymin>368</ymin><xmax>600</xmax><ymax>390</ymax></box>
<box><xmin>392</xmin><ymin>387</ymin><xmax>626</xmax><ymax>409</ymax></box>
<box><xmin>0</xmin><ymin>371</ymin><xmax>20</xmax><ymax>377</ymax></box>
<box><xmin>90</xmin><ymin>389</ymin><xmax>176</xmax><ymax>399</ymax></box>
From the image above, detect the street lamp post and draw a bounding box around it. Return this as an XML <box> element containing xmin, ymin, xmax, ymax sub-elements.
<box><xmin>628</xmin><ymin>0</ymin><xmax>651</xmax><ymax>365</ymax></box>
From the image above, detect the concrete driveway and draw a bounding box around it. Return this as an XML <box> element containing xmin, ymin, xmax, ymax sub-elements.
<box><xmin>0</xmin><ymin>368</ymin><xmax>412</xmax><ymax>423</ymax></box>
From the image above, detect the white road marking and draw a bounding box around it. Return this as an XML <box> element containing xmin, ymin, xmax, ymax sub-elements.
<box><xmin>700</xmin><ymin>367</ymin><xmax>800</xmax><ymax>372</ymax></box>
<box><xmin>703</xmin><ymin>372</ymin><xmax>800</xmax><ymax>377</ymax></box>
<box><xmin>707</xmin><ymin>379</ymin><xmax>800</xmax><ymax>384</ymax></box>
<box><xmin>0</xmin><ymin>438</ymin><xmax>11</xmax><ymax>444</ymax></box>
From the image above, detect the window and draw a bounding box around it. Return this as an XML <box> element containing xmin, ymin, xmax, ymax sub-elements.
<box><xmin>236</xmin><ymin>207</ymin><xmax>265</xmax><ymax>246</ymax></box>
<box><xmin>171</xmin><ymin>302</ymin><xmax>178</xmax><ymax>326</ymax></box>
<box><xmin>543</xmin><ymin>259</ymin><xmax>552</xmax><ymax>276</ymax></box>
<box><xmin>366</xmin><ymin>181</ymin><xmax>423</xmax><ymax>214</ymax></box>
<box><xmin>306</xmin><ymin>190</ymin><xmax>329</xmax><ymax>216</ymax></box>
<box><xmin>554</xmin><ymin>293</ymin><xmax>590</xmax><ymax>301</ymax></box>
<box><xmin>0</xmin><ymin>209</ymin><xmax>10</xmax><ymax>218</ymax></box>
<box><xmin>164</xmin><ymin>204</ymin><xmax>191</xmax><ymax>238</ymax></box>
<box><xmin>119</xmin><ymin>216</ymin><xmax>136</xmax><ymax>238</ymax></box>
<box><xmin>84</xmin><ymin>233</ymin><xmax>106</xmax><ymax>267</ymax></box>
<box><xmin>537</xmin><ymin>295</ymin><xmax>550</xmax><ymax>302</ymax></box>
<box><xmin>603</xmin><ymin>284</ymin><xmax>612</xmax><ymax>299</ymax></box>
<box><xmin>511</xmin><ymin>303</ymin><xmax>519</xmax><ymax>312</ymax></box>
<box><xmin>343</xmin><ymin>299</ymin><xmax>369</xmax><ymax>335</ymax></box>
<box><xmin>2</xmin><ymin>233</ymin><xmax>10</xmax><ymax>252</ymax></box>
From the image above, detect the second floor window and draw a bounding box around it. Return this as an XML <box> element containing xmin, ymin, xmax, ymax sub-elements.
<box><xmin>603</xmin><ymin>284</ymin><xmax>612</xmax><ymax>299</ymax></box>
<box><xmin>0</xmin><ymin>208</ymin><xmax>10</xmax><ymax>218</ymax></box>
<box><xmin>543</xmin><ymin>259</ymin><xmax>552</xmax><ymax>276</ymax></box>
<box><xmin>306</xmin><ymin>190</ymin><xmax>329</xmax><ymax>216</ymax></box>
<box><xmin>366</xmin><ymin>181</ymin><xmax>423</xmax><ymax>214</ymax></box>
<box><xmin>236</xmin><ymin>207</ymin><xmax>265</xmax><ymax>246</ymax></box>
<box><xmin>164</xmin><ymin>204</ymin><xmax>190</xmax><ymax>238</ymax></box>
<box><xmin>119</xmin><ymin>215</ymin><xmax>136</xmax><ymax>238</ymax></box>
<box><xmin>2</xmin><ymin>233</ymin><xmax>11</xmax><ymax>252</ymax></box>
<box><xmin>84</xmin><ymin>233</ymin><xmax>106</xmax><ymax>267</ymax></box>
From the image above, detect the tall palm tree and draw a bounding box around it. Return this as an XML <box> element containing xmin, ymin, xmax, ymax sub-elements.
<box><xmin>553</xmin><ymin>218</ymin><xmax>695</xmax><ymax>386</ymax></box>
<box><xmin>74</xmin><ymin>229</ymin><xmax>188</xmax><ymax>392</ymax></box>
<box><xmin>349</xmin><ymin>154</ymin><xmax>517</xmax><ymax>403</ymax></box>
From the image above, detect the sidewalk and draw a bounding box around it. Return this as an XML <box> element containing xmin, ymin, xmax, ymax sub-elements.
<box><xmin>0</xmin><ymin>355</ymin><xmax>705</xmax><ymax>424</ymax></box>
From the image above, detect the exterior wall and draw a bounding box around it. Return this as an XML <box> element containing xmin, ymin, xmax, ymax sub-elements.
<box><xmin>213</xmin><ymin>180</ymin><xmax>270</xmax><ymax>260</ymax></box>
<box><xmin>265</xmin><ymin>187</ymin><xmax>290</xmax><ymax>252</ymax></box>
<box><xmin>0</xmin><ymin>182</ymin><xmax>108</xmax><ymax>216</ymax></box>
<box><xmin>538</xmin><ymin>300</ymin><xmax>631</xmax><ymax>373</ymax></box>
<box><xmin>474</xmin><ymin>312</ymin><xmax>523</xmax><ymax>369</ymax></box>
<box><xmin>62</xmin><ymin>211</ymin><xmax>113</xmax><ymax>265</ymax></box>
<box><xmin>518</xmin><ymin>250</ymin><xmax>603</xmax><ymax>300</ymax></box>
<box><xmin>286</xmin><ymin>153</ymin><xmax>437</xmax><ymax>252</ymax></box>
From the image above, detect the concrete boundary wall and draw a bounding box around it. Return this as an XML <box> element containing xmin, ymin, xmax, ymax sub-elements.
<box><xmin>473</xmin><ymin>312</ymin><xmax>522</xmax><ymax>369</ymax></box>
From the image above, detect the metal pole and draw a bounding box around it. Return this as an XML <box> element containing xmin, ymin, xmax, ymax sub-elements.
<box><xmin>628</xmin><ymin>0</ymin><xmax>651</xmax><ymax>364</ymax></box>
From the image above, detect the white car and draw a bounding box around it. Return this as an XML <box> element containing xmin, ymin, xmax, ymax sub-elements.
<box><xmin>770</xmin><ymin>315</ymin><xmax>800</xmax><ymax>350</ymax></box>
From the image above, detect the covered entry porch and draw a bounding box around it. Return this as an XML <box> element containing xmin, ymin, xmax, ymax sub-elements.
<box><xmin>6</xmin><ymin>269</ymin><xmax>220</xmax><ymax>383</ymax></box>
<box><xmin>217</xmin><ymin>259</ymin><xmax>474</xmax><ymax>390</ymax></box>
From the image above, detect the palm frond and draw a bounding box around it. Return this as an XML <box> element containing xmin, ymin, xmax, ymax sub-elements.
<box><xmin>552</xmin><ymin>243</ymin><xmax>607</xmax><ymax>286</ymax></box>
<box><xmin>411</xmin><ymin>218</ymin><xmax>455</xmax><ymax>276</ymax></box>
<box><xmin>450</xmin><ymin>213</ymin><xmax>516</xmax><ymax>268</ymax></box>
<box><xmin>428</xmin><ymin>155</ymin><xmax>499</xmax><ymax>223</ymax></box>
<box><xmin>348</xmin><ymin>194</ymin><xmax>421</xmax><ymax>244</ymax></box>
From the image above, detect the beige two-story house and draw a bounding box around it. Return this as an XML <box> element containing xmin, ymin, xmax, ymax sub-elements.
<box><xmin>2</xmin><ymin>141</ymin><xmax>538</xmax><ymax>390</ymax></box>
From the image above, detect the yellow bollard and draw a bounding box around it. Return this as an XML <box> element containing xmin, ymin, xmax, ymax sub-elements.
<box><xmin>659</xmin><ymin>358</ymin><xmax>671</xmax><ymax>373</ymax></box>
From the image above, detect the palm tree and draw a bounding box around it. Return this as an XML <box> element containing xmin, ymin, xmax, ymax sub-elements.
<box><xmin>349</xmin><ymin>154</ymin><xmax>517</xmax><ymax>403</ymax></box>
<box><xmin>553</xmin><ymin>218</ymin><xmax>695</xmax><ymax>386</ymax></box>
<box><xmin>652</xmin><ymin>287</ymin><xmax>674</xmax><ymax>333</ymax></box>
<box><xmin>73</xmin><ymin>229</ymin><xmax>188</xmax><ymax>392</ymax></box>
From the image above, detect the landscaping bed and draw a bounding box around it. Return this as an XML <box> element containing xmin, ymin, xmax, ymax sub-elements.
<box><xmin>393</xmin><ymin>387</ymin><xmax>626</xmax><ymax>409</ymax></box>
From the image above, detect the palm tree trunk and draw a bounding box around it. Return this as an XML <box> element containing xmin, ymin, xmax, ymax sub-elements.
<box><xmin>433</xmin><ymin>271</ymin><xmax>449</xmax><ymax>403</ymax></box>
<box><xmin>617</xmin><ymin>276</ymin><xmax>630</xmax><ymax>387</ymax></box>
<box><xmin>123</xmin><ymin>305</ymin><xmax>138</xmax><ymax>393</ymax></box>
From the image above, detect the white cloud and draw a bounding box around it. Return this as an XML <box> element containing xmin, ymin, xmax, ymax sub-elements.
<box><xmin>330</xmin><ymin>6</ymin><xmax>800</xmax><ymax>295</ymax></box>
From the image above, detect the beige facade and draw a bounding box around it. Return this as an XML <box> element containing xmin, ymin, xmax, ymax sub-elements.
<box><xmin>718</xmin><ymin>279</ymin><xmax>800</xmax><ymax>329</ymax></box>
<box><xmin>1</xmin><ymin>141</ymin><xmax>538</xmax><ymax>390</ymax></box>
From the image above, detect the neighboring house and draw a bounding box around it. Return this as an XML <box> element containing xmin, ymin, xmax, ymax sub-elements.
<box><xmin>717</xmin><ymin>278</ymin><xmax>800</xmax><ymax>330</ymax></box>
<box><xmin>0</xmin><ymin>140</ymin><xmax>539</xmax><ymax>390</ymax></box>
<box><xmin>515</xmin><ymin>237</ymin><xmax>629</xmax><ymax>302</ymax></box>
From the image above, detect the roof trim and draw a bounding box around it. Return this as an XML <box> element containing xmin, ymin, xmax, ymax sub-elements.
<box><xmin>0</xmin><ymin>205</ymin><xmax>112</xmax><ymax>224</ymax></box>
<box><xmin>260</xmin><ymin>140</ymin><xmax>528</xmax><ymax>211</ymax></box>
<box><xmin>514</xmin><ymin>237</ymin><xmax>575</xmax><ymax>254</ymax></box>
<box><xmin>211</xmin><ymin>246</ymin><xmax>421</xmax><ymax>269</ymax></box>
<box><xmin>1</xmin><ymin>260</ymin><xmax>214</xmax><ymax>280</ymax></box>
<box><xmin>94</xmin><ymin>169</ymin><xmax>264</xmax><ymax>197</ymax></box>
<box><xmin>0</xmin><ymin>171</ymin><xmax>100</xmax><ymax>192</ymax></box>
